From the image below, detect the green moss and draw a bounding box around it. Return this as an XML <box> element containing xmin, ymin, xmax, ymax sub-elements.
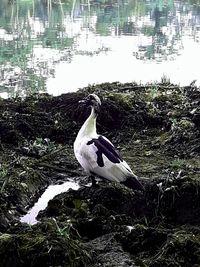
<box><xmin>107</xmin><ymin>92</ymin><xmax>134</xmax><ymax>110</ymax></box>
<box><xmin>149</xmin><ymin>231</ymin><xmax>200</xmax><ymax>267</ymax></box>
<box><xmin>178</xmin><ymin>119</ymin><xmax>195</xmax><ymax>129</ymax></box>
<box><xmin>0</xmin><ymin>233</ymin><xmax>12</xmax><ymax>243</ymax></box>
<box><xmin>0</xmin><ymin>221</ymin><xmax>92</xmax><ymax>267</ymax></box>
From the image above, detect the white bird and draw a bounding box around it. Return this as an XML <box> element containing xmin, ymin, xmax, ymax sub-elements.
<box><xmin>74</xmin><ymin>94</ymin><xmax>144</xmax><ymax>191</ymax></box>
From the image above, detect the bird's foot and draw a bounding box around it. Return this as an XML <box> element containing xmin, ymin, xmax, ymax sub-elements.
<box><xmin>90</xmin><ymin>175</ymin><xmax>99</xmax><ymax>188</ymax></box>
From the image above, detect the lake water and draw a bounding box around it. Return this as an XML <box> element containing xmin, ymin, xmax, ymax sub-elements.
<box><xmin>0</xmin><ymin>0</ymin><xmax>200</xmax><ymax>98</ymax></box>
<box><xmin>20</xmin><ymin>180</ymin><xmax>80</xmax><ymax>225</ymax></box>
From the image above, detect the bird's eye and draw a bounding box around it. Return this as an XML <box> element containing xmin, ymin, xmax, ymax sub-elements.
<box><xmin>89</xmin><ymin>95</ymin><xmax>95</xmax><ymax>102</ymax></box>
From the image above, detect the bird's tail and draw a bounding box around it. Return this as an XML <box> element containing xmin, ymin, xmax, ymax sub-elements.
<box><xmin>121</xmin><ymin>175</ymin><xmax>144</xmax><ymax>191</ymax></box>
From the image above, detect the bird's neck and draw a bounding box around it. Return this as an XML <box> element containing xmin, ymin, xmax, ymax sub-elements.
<box><xmin>78</xmin><ymin>106</ymin><xmax>97</xmax><ymax>137</ymax></box>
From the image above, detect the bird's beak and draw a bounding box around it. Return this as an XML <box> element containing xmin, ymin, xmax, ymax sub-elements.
<box><xmin>79</xmin><ymin>96</ymin><xmax>88</xmax><ymax>104</ymax></box>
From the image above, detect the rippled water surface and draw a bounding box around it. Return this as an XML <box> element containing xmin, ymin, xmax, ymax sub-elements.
<box><xmin>1</xmin><ymin>0</ymin><xmax>200</xmax><ymax>97</ymax></box>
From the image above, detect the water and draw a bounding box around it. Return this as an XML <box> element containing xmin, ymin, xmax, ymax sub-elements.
<box><xmin>1</xmin><ymin>0</ymin><xmax>200</xmax><ymax>98</ymax></box>
<box><xmin>20</xmin><ymin>180</ymin><xmax>79</xmax><ymax>225</ymax></box>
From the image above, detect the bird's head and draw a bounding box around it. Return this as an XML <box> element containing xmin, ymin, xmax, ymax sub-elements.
<box><xmin>79</xmin><ymin>94</ymin><xmax>101</xmax><ymax>114</ymax></box>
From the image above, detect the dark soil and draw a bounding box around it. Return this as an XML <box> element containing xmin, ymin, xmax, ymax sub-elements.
<box><xmin>1</xmin><ymin>82</ymin><xmax>200</xmax><ymax>266</ymax></box>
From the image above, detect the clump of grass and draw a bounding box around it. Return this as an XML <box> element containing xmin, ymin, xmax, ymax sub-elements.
<box><xmin>21</xmin><ymin>137</ymin><xmax>61</xmax><ymax>158</ymax></box>
<box><xmin>161</xmin><ymin>74</ymin><xmax>171</xmax><ymax>85</ymax></box>
<box><xmin>53</xmin><ymin>218</ymin><xmax>72</xmax><ymax>237</ymax></box>
<box><xmin>0</xmin><ymin>163</ymin><xmax>9</xmax><ymax>193</ymax></box>
<box><xmin>170</xmin><ymin>158</ymin><xmax>189</xmax><ymax>169</ymax></box>
<box><xmin>0</xmin><ymin>220</ymin><xmax>92</xmax><ymax>267</ymax></box>
<box><xmin>107</xmin><ymin>92</ymin><xmax>134</xmax><ymax>110</ymax></box>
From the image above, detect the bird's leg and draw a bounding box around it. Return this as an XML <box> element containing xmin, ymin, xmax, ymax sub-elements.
<box><xmin>91</xmin><ymin>175</ymin><xmax>97</xmax><ymax>186</ymax></box>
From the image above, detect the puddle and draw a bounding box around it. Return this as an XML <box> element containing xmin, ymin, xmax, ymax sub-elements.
<box><xmin>20</xmin><ymin>180</ymin><xmax>79</xmax><ymax>225</ymax></box>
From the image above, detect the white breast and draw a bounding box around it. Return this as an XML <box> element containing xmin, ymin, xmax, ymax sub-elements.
<box><xmin>74</xmin><ymin>135</ymin><xmax>98</xmax><ymax>174</ymax></box>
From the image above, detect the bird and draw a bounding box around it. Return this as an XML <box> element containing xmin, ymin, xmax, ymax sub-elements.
<box><xmin>74</xmin><ymin>93</ymin><xmax>144</xmax><ymax>191</ymax></box>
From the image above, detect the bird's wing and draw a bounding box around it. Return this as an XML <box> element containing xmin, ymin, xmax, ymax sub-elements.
<box><xmin>86</xmin><ymin>135</ymin><xmax>134</xmax><ymax>181</ymax></box>
<box><xmin>87</xmin><ymin>135</ymin><xmax>122</xmax><ymax>166</ymax></box>
<box><xmin>97</xmin><ymin>135</ymin><xmax>133</xmax><ymax>173</ymax></box>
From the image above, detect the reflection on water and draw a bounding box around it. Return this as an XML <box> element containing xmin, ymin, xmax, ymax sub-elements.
<box><xmin>0</xmin><ymin>0</ymin><xmax>200</xmax><ymax>97</ymax></box>
<box><xmin>20</xmin><ymin>180</ymin><xmax>79</xmax><ymax>225</ymax></box>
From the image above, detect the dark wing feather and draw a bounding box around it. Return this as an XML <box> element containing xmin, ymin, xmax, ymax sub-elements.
<box><xmin>87</xmin><ymin>135</ymin><xmax>122</xmax><ymax>167</ymax></box>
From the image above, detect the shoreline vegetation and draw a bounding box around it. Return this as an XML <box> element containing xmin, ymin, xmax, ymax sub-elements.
<box><xmin>1</xmin><ymin>82</ymin><xmax>200</xmax><ymax>266</ymax></box>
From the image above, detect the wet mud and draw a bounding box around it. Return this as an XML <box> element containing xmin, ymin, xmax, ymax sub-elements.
<box><xmin>0</xmin><ymin>82</ymin><xmax>200</xmax><ymax>266</ymax></box>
